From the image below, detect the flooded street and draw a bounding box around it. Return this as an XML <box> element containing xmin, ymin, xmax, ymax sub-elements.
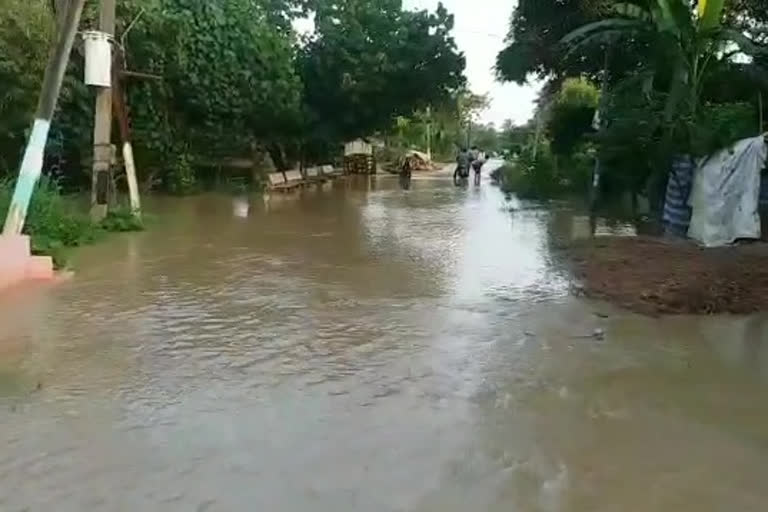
<box><xmin>2</xmin><ymin>167</ymin><xmax>768</xmax><ymax>511</ymax></box>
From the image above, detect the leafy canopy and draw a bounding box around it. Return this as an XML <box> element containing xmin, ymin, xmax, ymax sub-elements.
<box><xmin>548</xmin><ymin>78</ymin><xmax>600</xmax><ymax>156</ymax></box>
<box><xmin>300</xmin><ymin>0</ymin><xmax>466</xmax><ymax>141</ymax></box>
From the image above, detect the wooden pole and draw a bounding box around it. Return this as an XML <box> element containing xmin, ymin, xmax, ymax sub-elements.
<box><xmin>3</xmin><ymin>0</ymin><xmax>87</xmax><ymax>235</ymax></box>
<box><xmin>532</xmin><ymin>113</ymin><xmax>542</xmax><ymax>161</ymax></box>
<box><xmin>467</xmin><ymin>120</ymin><xmax>472</xmax><ymax>149</ymax></box>
<box><xmin>426</xmin><ymin>106</ymin><xmax>432</xmax><ymax>161</ymax></box>
<box><xmin>90</xmin><ymin>0</ymin><xmax>117</xmax><ymax>221</ymax></box>
<box><xmin>112</xmin><ymin>53</ymin><xmax>141</xmax><ymax>216</ymax></box>
<box><xmin>590</xmin><ymin>46</ymin><xmax>611</xmax><ymax>211</ymax></box>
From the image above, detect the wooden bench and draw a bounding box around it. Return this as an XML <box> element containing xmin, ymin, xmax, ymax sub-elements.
<box><xmin>284</xmin><ymin>169</ymin><xmax>305</xmax><ymax>188</ymax></box>
<box><xmin>304</xmin><ymin>166</ymin><xmax>326</xmax><ymax>183</ymax></box>
<box><xmin>267</xmin><ymin>172</ymin><xmax>302</xmax><ymax>192</ymax></box>
<box><xmin>321</xmin><ymin>164</ymin><xmax>343</xmax><ymax>178</ymax></box>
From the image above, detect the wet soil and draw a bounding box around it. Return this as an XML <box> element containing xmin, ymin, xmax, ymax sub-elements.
<box><xmin>567</xmin><ymin>236</ymin><xmax>768</xmax><ymax>315</ymax></box>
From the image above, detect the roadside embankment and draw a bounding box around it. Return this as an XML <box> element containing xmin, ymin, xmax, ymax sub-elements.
<box><xmin>566</xmin><ymin>236</ymin><xmax>768</xmax><ymax>315</ymax></box>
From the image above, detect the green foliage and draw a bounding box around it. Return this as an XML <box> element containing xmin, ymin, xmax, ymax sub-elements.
<box><xmin>300</xmin><ymin>0</ymin><xmax>466</xmax><ymax>142</ymax></box>
<box><xmin>548</xmin><ymin>78</ymin><xmax>600</xmax><ymax>156</ymax></box>
<box><xmin>562</xmin><ymin>0</ymin><xmax>767</xmax><ymax>151</ymax></box>
<box><xmin>498</xmin><ymin>120</ymin><xmax>534</xmax><ymax>156</ymax></box>
<box><xmin>556</xmin><ymin>77</ymin><xmax>601</xmax><ymax>109</ymax></box>
<box><xmin>164</xmin><ymin>148</ymin><xmax>197</xmax><ymax>195</ymax></box>
<box><xmin>499</xmin><ymin>155</ymin><xmax>559</xmax><ymax>200</ymax></box>
<box><xmin>0</xmin><ymin>0</ymin><xmax>54</xmax><ymax>175</ymax></box>
<box><xmin>471</xmin><ymin>123</ymin><xmax>501</xmax><ymax>154</ymax></box>
<box><xmin>498</xmin><ymin>141</ymin><xmax>590</xmax><ymax>199</ymax></box>
<box><xmin>0</xmin><ymin>178</ymin><xmax>143</xmax><ymax>268</ymax></box>
<box><xmin>380</xmin><ymin>89</ymin><xmax>488</xmax><ymax>160</ymax></box>
<box><xmin>0</xmin><ymin>177</ymin><xmax>96</xmax><ymax>267</ymax></box>
<box><xmin>0</xmin><ymin>0</ymin><xmax>94</xmax><ymax>187</ymax></box>
<box><xmin>495</xmin><ymin>0</ymin><xmax>596</xmax><ymax>84</ymax></box>
<box><xmin>498</xmin><ymin>0</ymin><xmax>768</xmax><ymax>208</ymax></box>
<box><xmin>495</xmin><ymin>0</ymin><xmax>648</xmax><ymax>85</ymax></box>
<box><xmin>597</xmin><ymin>89</ymin><xmax>666</xmax><ymax>197</ymax></box>
<box><xmin>691</xmin><ymin>102</ymin><xmax>759</xmax><ymax>156</ymax></box>
<box><xmin>1</xmin><ymin>0</ymin><xmax>467</xmax><ymax>196</ymax></box>
<box><xmin>597</xmin><ymin>91</ymin><xmax>757</xmax><ymax>203</ymax></box>
<box><xmin>100</xmin><ymin>207</ymin><xmax>145</xmax><ymax>232</ymax></box>
<box><xmin>122</xmin><ymin>0</ymin><xmax>303</xmax><ymax>185</ymax></box>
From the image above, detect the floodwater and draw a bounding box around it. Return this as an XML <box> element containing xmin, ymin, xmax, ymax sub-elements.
<box><xmin>2</xmin><ymin>164</ymin><xmax>768</xmax><ymax>511</ymax></box>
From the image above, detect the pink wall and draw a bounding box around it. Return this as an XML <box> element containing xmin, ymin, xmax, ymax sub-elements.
<box><xmin>0</xmin><ymin>235</ymin><xmax>53</xmax><ymax>291</ymax></box>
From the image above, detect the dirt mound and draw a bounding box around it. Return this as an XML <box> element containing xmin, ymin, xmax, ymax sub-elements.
<box><xmin>566</xmin><ymin>237</ymin><xmax>768</xmax><ymax>315</ymax></box>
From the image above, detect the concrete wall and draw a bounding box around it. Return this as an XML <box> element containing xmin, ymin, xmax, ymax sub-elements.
<box><xmin>0</xmin><ymin>235</ymin><xmax>53</xmax><ymax>291</ymax></box>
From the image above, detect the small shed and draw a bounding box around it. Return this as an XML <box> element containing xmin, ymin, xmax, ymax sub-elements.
<box><xmin>344</xmin><ymin>139</ymin><xmax>373</xmax><ymax>156</ymax></box>
<box><xmin>344</xmin><ymin>138</ymin><xmax>377</xmax><ymax>174</ymax></box>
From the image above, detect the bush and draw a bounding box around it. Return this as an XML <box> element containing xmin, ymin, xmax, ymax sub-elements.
<box><xmin>548</xmin><ymin>78</ymin><xmax>600</xmax><ymax>157</ymax></box>
<box><xmin>497</xmin><ymin>141</ymin><xmax>590</xmax><ymax>199</ymax></box>
<box><xmin>0</xmin><ymin>0</ymin><xmax>54</xmax><ymax>177</ymax></box>
<box><xmin>0</xmin><ymin>178</ymin><xmax>143</xmax><ymax>268</ymax></box>
<box><xmin>597</xmin><ymin>92</ymin><xmax>760</xmax><ymax>211</ymax></box>
<box><xmin>597</xmin><ymin>90</ymin><xmax>668</xmax><ymax>200</ymax></box>
<box><xmin>165</xmin><ymin>150</ymin><xmax>198</xmax><ymax>195</ymax></box>
<box><xmin>512</xmin><ymin>147</ymin><xmax>560</xmax><ymax>198</ymax></box>
<box><xmin>100</xmin><ymin>207</ymin><xmax>145</xmax><ymax>232</ymax></box>
<box><xmin>691</xmin><ymin>102</ymin><xmax>758</xmax><ymax>157</ymax></box>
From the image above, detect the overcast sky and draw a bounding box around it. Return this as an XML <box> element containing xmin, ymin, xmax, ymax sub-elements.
<box><xmin>403</xmin><ymin>0</ymin><xmax>539</xmax><ymax>127</ymax></box>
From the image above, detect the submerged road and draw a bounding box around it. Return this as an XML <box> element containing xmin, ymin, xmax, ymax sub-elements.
<box><xmin>2</xmin><ymin>166</ymin><xmax>768</xmax><ymax>510</ymax></box>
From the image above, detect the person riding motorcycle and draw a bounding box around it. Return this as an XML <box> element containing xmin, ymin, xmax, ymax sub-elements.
<box><xmin>454</xmin><ymin>147</ymin><xmax>471</xmax><ymax>183</ymax></box>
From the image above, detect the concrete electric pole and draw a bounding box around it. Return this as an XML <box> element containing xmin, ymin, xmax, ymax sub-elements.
<box><xmin>2</xmin><ymin>0</ymin><xmax>87</xmax><ymax>235</ymax></box>
<box><xmin>90</xmin><ymin>0</ymin><xmax>117</xmax><ymax>221</ymax></box>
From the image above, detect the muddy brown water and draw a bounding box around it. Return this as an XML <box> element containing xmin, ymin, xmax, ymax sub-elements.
<box><xmin>2</xmin><ymin>165</ymin><xmax>768</xmax><ymax>511</ymax></box>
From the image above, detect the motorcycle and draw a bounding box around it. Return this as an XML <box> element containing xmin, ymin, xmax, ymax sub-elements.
<box><xmin>453</xmin><ymin>165</ymin><xmax>470</xmax><ymax>186</ymax></box>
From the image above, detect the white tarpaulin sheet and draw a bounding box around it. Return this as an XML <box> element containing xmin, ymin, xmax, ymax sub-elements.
<box><xmin>688</xmin><ymin>136</ymin><xmax>767</xmax><ymax>247</ymax></box>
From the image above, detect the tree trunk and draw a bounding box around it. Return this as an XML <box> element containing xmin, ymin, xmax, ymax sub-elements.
<box><xmin>250</xmin><ymin>140</ymin><xmax>265</xmax><ymax>188</ymax></box>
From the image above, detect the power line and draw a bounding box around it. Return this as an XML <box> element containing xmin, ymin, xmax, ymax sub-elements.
<box><xmin>454</xmin><ymin>29</ymin><xmax>507</xmax><ymax>39</ymax></box>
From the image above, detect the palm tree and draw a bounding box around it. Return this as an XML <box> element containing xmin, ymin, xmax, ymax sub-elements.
<box><xmin>563</xmin><ymin>0</ymin><xmax>764</xmax><ymax>146</ymax></box>
<box><xmin>562</xmin><ymin>0</ymin><xmax>768</xmax><ymax>219</ymax></box>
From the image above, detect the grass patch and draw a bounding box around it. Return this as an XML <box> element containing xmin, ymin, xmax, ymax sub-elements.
<box><xmin>0</xmin><ymin>178</ymin><xmax>144</xmax><ymax>268</ymax></box>
<box><xmin>493</xmin><ymin>151</ymin><xmax>591</xmax><ymax>200</ymax></box>
<box><xmin>493</xmin><ymin>161</ymin><xmax>567</xmax><ymax>199</ymax></box>
<box><xmin>100</xmin><ymin>206</ymin><xmax>145</xmax><ymax>232</ymax></box>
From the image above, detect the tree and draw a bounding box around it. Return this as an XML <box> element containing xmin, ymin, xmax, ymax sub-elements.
<box><xmin>2</xmin><ymin>0</ymin><xmax>468</xmax><ymax>193</ymax></box>
<box><xmin>547</xmin><ymin>77</ymin><xmax>600</xmax><ymax>157</ymax></box>
<box><xmin>0</xmin><ymin>0</ymin><xmax>55</xmax><ymax>175</ymax></box>
<box><xmin>470</xmin><ymin>123</ymin><xmax>501</xmax><ymax>153</ymax></box>
<box><xmin>496</xmin><ymin>0</ymin><xmax>768</xmax><ymax>206</ymax></box>
<box><xmin>120</xmin><ymin>0</ymin><xmax>303</xmax><ymax>189</ymax></box>
<box><xmin>563</xmin><ymin>0</ymin><xmax>766</xmax><ymax>153</ymax></box>
<box><xmin>499</xmin><ymin>119</ymin><xmax>534</xmax><ymax>155</ymax></box>
<box><xmin>299</xmin><ymin>0</ymin><xmax>466</xmax><ymax>144</ymax></box>
<box><xmin>127</xmin><ymin>0</ymin><xmax>301</xmax><ymax>146</ymax></box>
<box><xmin>495</xmin><ymin>0</ymin><xmax>621</xmax><ymax>85</ymax></box>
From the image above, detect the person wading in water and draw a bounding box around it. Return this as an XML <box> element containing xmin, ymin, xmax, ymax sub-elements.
<box><xmin>472</xmin><ymin>149</ymin><xmax>487</xmax><ymax>186</ymax></box>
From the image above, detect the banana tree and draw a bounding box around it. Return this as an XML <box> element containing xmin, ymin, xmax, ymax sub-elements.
<box><xmin>563</xmin><ymin>0</ymin><xmax>763</xmax><ymax>148</ymax></box>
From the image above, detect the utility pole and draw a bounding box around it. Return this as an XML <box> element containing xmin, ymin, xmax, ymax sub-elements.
<box><xmin>112</xmin><ymin>53</ymin><xmax>141</xmax><ymax>217</ymax></box>
<box><xmin>425</xmin><ymin>106</ymin><xmax>432</xmax><ymax>161</ymax></box>
<box><xmin>90</xmin><ymin>0</ymin><xmax>117</xmax><ymax>221</ymax></box>
<box><xmin>466</xmin><ymin>121</ymin><xmax>472</xmax><ymax>149</ymax></box>
<box><xmin>3</xmin><ymin>0</ymin><xmax>87</xmax><ymax>235</ymax></box>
